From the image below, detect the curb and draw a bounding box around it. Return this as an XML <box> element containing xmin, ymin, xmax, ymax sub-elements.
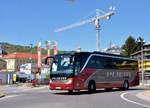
<box><xmin>29</xmin><ymin>85</ymin><xmax>48</xmax><ymax>90</ymax></box>
<box><xmin>137</xmin><ymin>85</ymin><xmax>150</xmax><ymax>89</ymax></box>
<box><xmin>136</xmin><ymin>91</ymin><xmax>150</xmax><ymax>102</ymax></box>
<box><xmin>16</xmin><ymin>85</ymin><xmax>48</xmax><ymax>91</ymax></box>
<box><xmin>0</xmin><ymin>93</ymin><xmax>5</xmax><ymax>98</ymax></box>
<box><xmin>143</xmin><ymin>91</ymin><xmax>150</xmax><ymax>97</ymax></box>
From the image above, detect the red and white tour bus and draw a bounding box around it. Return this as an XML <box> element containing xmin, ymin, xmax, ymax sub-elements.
<box><xmin>45</xmin><ymin>51</ymin><xmax>139</xmax><ymax>93</ymax></box>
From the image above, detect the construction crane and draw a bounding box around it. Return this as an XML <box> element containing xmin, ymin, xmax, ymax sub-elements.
<box><xmin>55</xmin><ymin>7</ymin><xmax>115</xmax><ymax>51</ymax></box>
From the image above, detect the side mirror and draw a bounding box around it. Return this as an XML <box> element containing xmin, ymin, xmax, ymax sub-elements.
<box><xmin>53</xmin><ymin>60</ymin><xmax>57</xmax><ymax>64</ymax></box>
<box><xmin>45</xmin><ymin>56</ymin><xmax>56</xmax><ymax>65</ymax></box>
<box><xmin>70</xmin><ymin>58</ymin><xmax>72</xmax><ymax>64</ymax></box>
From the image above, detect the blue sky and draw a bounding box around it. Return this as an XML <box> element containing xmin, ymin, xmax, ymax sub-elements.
<box><xmin>0</xmin><ymin>0</ymin><xmax>150</xmax><ymax>51</ymax></box>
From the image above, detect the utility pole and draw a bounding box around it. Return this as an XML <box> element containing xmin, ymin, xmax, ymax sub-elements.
<box><xmin>29</xmin><ymin>44</ymin><xmax>33</xmax><ymax>63</ymax></box>
<box><xmin>37</xmin><ymin>42</ymin><xmax>41</xmax><ymax>69</ymax></box>
<box><xmin>45</xmin><ymin>40</ymin><xmax>51</xmax><ymax>56</ymax></box>
<box><xmin>29</xmin><ymin>44</ymin><xmax>33</xmax><ymax>78</ymax></box>
<box><xmin>141</xmin><ymin>44</ymin><xmax>144</xmax><ymax>85</ymax></box>
<box><xmin>53</xmin><ymin>41</ymin><xmax>58</xmax><ymax>55</ymax></box>
<box><xmin>37</xmin><ymin>42</ymin><xmax>41</xmax><ymax>84</ymax></box>
<box><xmin>137</xmin><ymin>38</ymin><xmax>145</xmax><ymax>85</ymax></box>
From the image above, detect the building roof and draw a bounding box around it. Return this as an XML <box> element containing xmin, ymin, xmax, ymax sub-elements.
<box><xmin>144</xmin><ymin>43</ymin><xmax>150</xmax><ymax>46</ymax></box>
<box><xmin>3</xmin><ymin>52</ymin><xmax>46</xmax><ymax>60</ymax></box>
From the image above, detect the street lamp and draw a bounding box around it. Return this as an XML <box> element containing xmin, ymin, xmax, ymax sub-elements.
<box><xmin>29</xmin><ymin>44</ymin><xmax>33</xmax><ymax>80</ymax></box>
<box><xmin>29</xmin><ymin>44</ymin><xmax>33</xmax><ymax>64</ymax></box>
<box><xmin>137</xmin><ymin>39</ymin><xmax>145</xmax><ymax>85</ymax></box>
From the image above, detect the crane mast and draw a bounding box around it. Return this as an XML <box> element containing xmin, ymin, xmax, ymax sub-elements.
<box><xmin>95</xmin><ymin>9</ymin><xmax>100</xmax><ymax>51</ymax></box>
<box><xmin>55</xmin><ymin>7</ymin><xmax>115</xmax><ymax>51</ymax></box>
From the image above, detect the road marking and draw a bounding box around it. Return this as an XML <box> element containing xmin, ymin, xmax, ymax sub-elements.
<box><xmin>0</xmin><ymin>94</ymin><xmax>21</xmax><ymax>101</ymax></box>
<box><xmin>120</xmin><ymin>92</ymin><xmax>150</xmax><ymax>108</ymax></box>
<box><xmin>136</xmin><ymin>92</ymin><xmax>150</xmax><ymax>102</ymax></box>
<box><xmin>5</xmin><ymin>95</ymin><xmax>20</xmax><ymax>98</ymax></box>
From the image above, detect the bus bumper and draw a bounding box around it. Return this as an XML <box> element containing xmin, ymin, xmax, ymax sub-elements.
<box><xmin>49</xmin><ymin>78</ymin><xmax>74</xmax><ymax>90</ymax></box>
<box><xmin>49</xmin><ymin>83</ymin><xmax>73</xmax><ymax>90</ymax></box>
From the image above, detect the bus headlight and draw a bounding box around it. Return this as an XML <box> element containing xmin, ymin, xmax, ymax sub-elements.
<box><xmin>66</xmin><ymin>78</ymin><xmax>73</xmax><ymax>84</ymax></box>
<box><xmin>49</xmin><ymin>79</ymin><xmax>52</xmax><ymax>83</ymax></box>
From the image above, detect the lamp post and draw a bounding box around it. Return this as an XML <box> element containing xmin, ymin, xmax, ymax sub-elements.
<box><xmin>137</xmin><ymin>39</ymin><xmax>145</xmax><ymax>85</ymax></box>
<box><xmin>29</xmin><ymin>44</ymin><xmax>33</xmax><ymax>63</ymax></box>
<box><xmin>141</xmin><ymin>43</ymin><xmax>144</xmax><ymax>85</ymax></box>
<box><xmin>29</xmin><ymin>44</ymin><xmax>33</xmax><ymax>81</ymax></box>
<box><xmin>45</xmin><ymin>40</ymin><xmax>51</xmax><ymax>56</ymax></box>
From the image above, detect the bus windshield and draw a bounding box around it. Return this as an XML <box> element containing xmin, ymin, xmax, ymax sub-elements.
<box><xmin>51</xmin><ymin>55</ymin><xmax>74</xmax><ymax>77</ymax></box>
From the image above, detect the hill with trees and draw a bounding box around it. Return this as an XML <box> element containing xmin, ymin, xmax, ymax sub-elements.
<box><xmin>0</xmin><ymin>42</ymin><xmax>67</xmax><ymax>55</ymax></box>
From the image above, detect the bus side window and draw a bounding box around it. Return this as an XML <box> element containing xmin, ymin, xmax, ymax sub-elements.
<box><xmin>86</xmin><ymin>56</ymin><xmax>104</xmax><ymax>69</ymax></box>
<box><xmin>102</xmin><ymin>57</ymin><xmax>116</xmax><ymax>69</ymax></box>
<box><xmin>96</xmin><ymin>56</ymin><xmax>104</xmax><ymax>69</ymax></box>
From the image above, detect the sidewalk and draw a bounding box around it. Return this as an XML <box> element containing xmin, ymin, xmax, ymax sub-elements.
<box><xmin>143</xmin><ymin>91</ymin><xmax>150</xmax><ymax>97</ymax></box>
<box><xmin>0</xmin><ymin>93</ymin><xmax>5</xmax><ymax>98</ymax></box>
<box><xmin>0</xmin><ymin>82</ymin><xmax>48</xmax><ymax>88</ymax></box>
<box><xmin>0</xmin><ymin>84</ymin><xmax>48</xmax><ymax>98</ymax></box>
<box><xmin>136</xmin><ymin>90</ymin><xmax>150</xmax><ymax>102</ymax></box>
<box><xmin>0</xmin><ymin>84</ymin><xmax>48</xmax><ymax>90</ymax></box>
<box><xmin>0</xmin><ymin>85</ymin><xmax>5</xmax><ymax>98</ymax></box>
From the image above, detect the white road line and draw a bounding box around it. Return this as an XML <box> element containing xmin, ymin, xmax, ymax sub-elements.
<box><xmin>5</xmin><ymin>95</ymin><xmax>20</xmax><ymax>98</ymax></box>
<box><xmin>120</xmin><ymin>92</ymin><xmax>150</xmax><ymax>108</ymax></box>
<box><xmin>0</xmin><ymin>94</ymin><xmax>21</xmax><ymax>101</ymax></box>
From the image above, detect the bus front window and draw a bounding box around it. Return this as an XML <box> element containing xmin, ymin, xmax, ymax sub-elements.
<box><xmin>51</xmin><ymin>55</ymin><xmax>74</xmax><ymax>77</ymax></box>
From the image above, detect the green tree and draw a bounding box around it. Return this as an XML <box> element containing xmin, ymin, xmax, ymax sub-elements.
<box><xmin>135</xmin><ymin>37</ymin><xmax>145</xmax><ymax>52</ymax></box>
<box><xmin>122</xmin><ymin>36</ymin><xmax>137</xmax><ymax>56</ymax></box>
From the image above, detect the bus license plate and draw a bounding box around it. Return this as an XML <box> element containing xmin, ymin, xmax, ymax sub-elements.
<box><xmin>56</xmin><ymin>87</ymin><xmax>61</xmax><ymax>89</ymax></box>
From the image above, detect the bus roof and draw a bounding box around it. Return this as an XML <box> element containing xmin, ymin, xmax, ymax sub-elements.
<box><xmin>74</xmin><ymin>51</ymin><xmax>137</xmax><ymax>61</ymax></box>
<box><xmin>73</xmin><ymin>51</ymin><xmax>125</xmax><ymax>57</ymax></box>
<box><xmin>54</xmin><ymin>51</ymin><xmax>137</xmax><ymax>61</ymax></box>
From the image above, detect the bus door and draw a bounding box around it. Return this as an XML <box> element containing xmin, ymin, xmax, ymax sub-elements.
<box><xmin>73</xmin><ymin>59</ymin><xmax>83</xmax><ymax>90</ymax></box>
<box><xmin>74</xmin><ymin>58</ymin><xmax>88</xmax><ymax>90</ymax></box>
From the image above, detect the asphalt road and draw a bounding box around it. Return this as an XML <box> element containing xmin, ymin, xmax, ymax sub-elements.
<box><xmin>0</xmin><ymin>86</ymin><xmax>150</xmax><ymax>108</ymax></box>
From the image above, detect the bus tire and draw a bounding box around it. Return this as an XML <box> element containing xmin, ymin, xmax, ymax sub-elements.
<box><xmin>68</xmin><ymin>90</ymin><xmax>73</xmax><ymax>94</ymax></box>
<box><xmin>88</xmin><ymin>80</ymin><xmax>96</xmax><ymax>93</ymax></box>
<box><xmin>123</xmin><ymin>80</ymin><xmax>129</xmax><ymax>90</ymax></box>
<box><xmin>105</xmin><ymin>88</ymin><xmax>112</xmax><ymax>91</ymax></box>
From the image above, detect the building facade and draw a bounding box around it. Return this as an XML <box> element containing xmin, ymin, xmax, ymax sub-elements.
<box><xmin>3</xmin><ymin>52</ymin><xmax>38</xmax><ymax>72</ymax></box>
<box><xmin>0</xmin><ymin>47</ymin><xmax>7</xmax><ymax>58</ymax></box>
<box><xmin>0</xmin><ymin>58</ymin><xmax>7</xmax><ymax>71</ymax></box>
<box><xmin>102</xmin><ymin>44</ymin><xmax>123</xmax><ymax>55</ymax></box>
<box><xmin>131</xmin><ymin>43</ymin><xmax>150</xmax><ymax>78</ymax></box>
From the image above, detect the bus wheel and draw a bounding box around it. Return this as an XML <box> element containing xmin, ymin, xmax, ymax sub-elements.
<box><xmin>105</xmin><ymin>88</ymin><xmax>112</xmax><ymax>91</ymax></box>
<box><xmin>123</xmin><ymin>80</ymin><xmax>129</xmax><ymax>90</ymax></box>
<box><xmin>88</xmin><ymin>81</ymin><xmax>96</xmax><ymax>93</ymax></box>
<box><xmin>68</xmin><ymin>90</ymin><xmax>73</xmax><ymax>94</ymax></box>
